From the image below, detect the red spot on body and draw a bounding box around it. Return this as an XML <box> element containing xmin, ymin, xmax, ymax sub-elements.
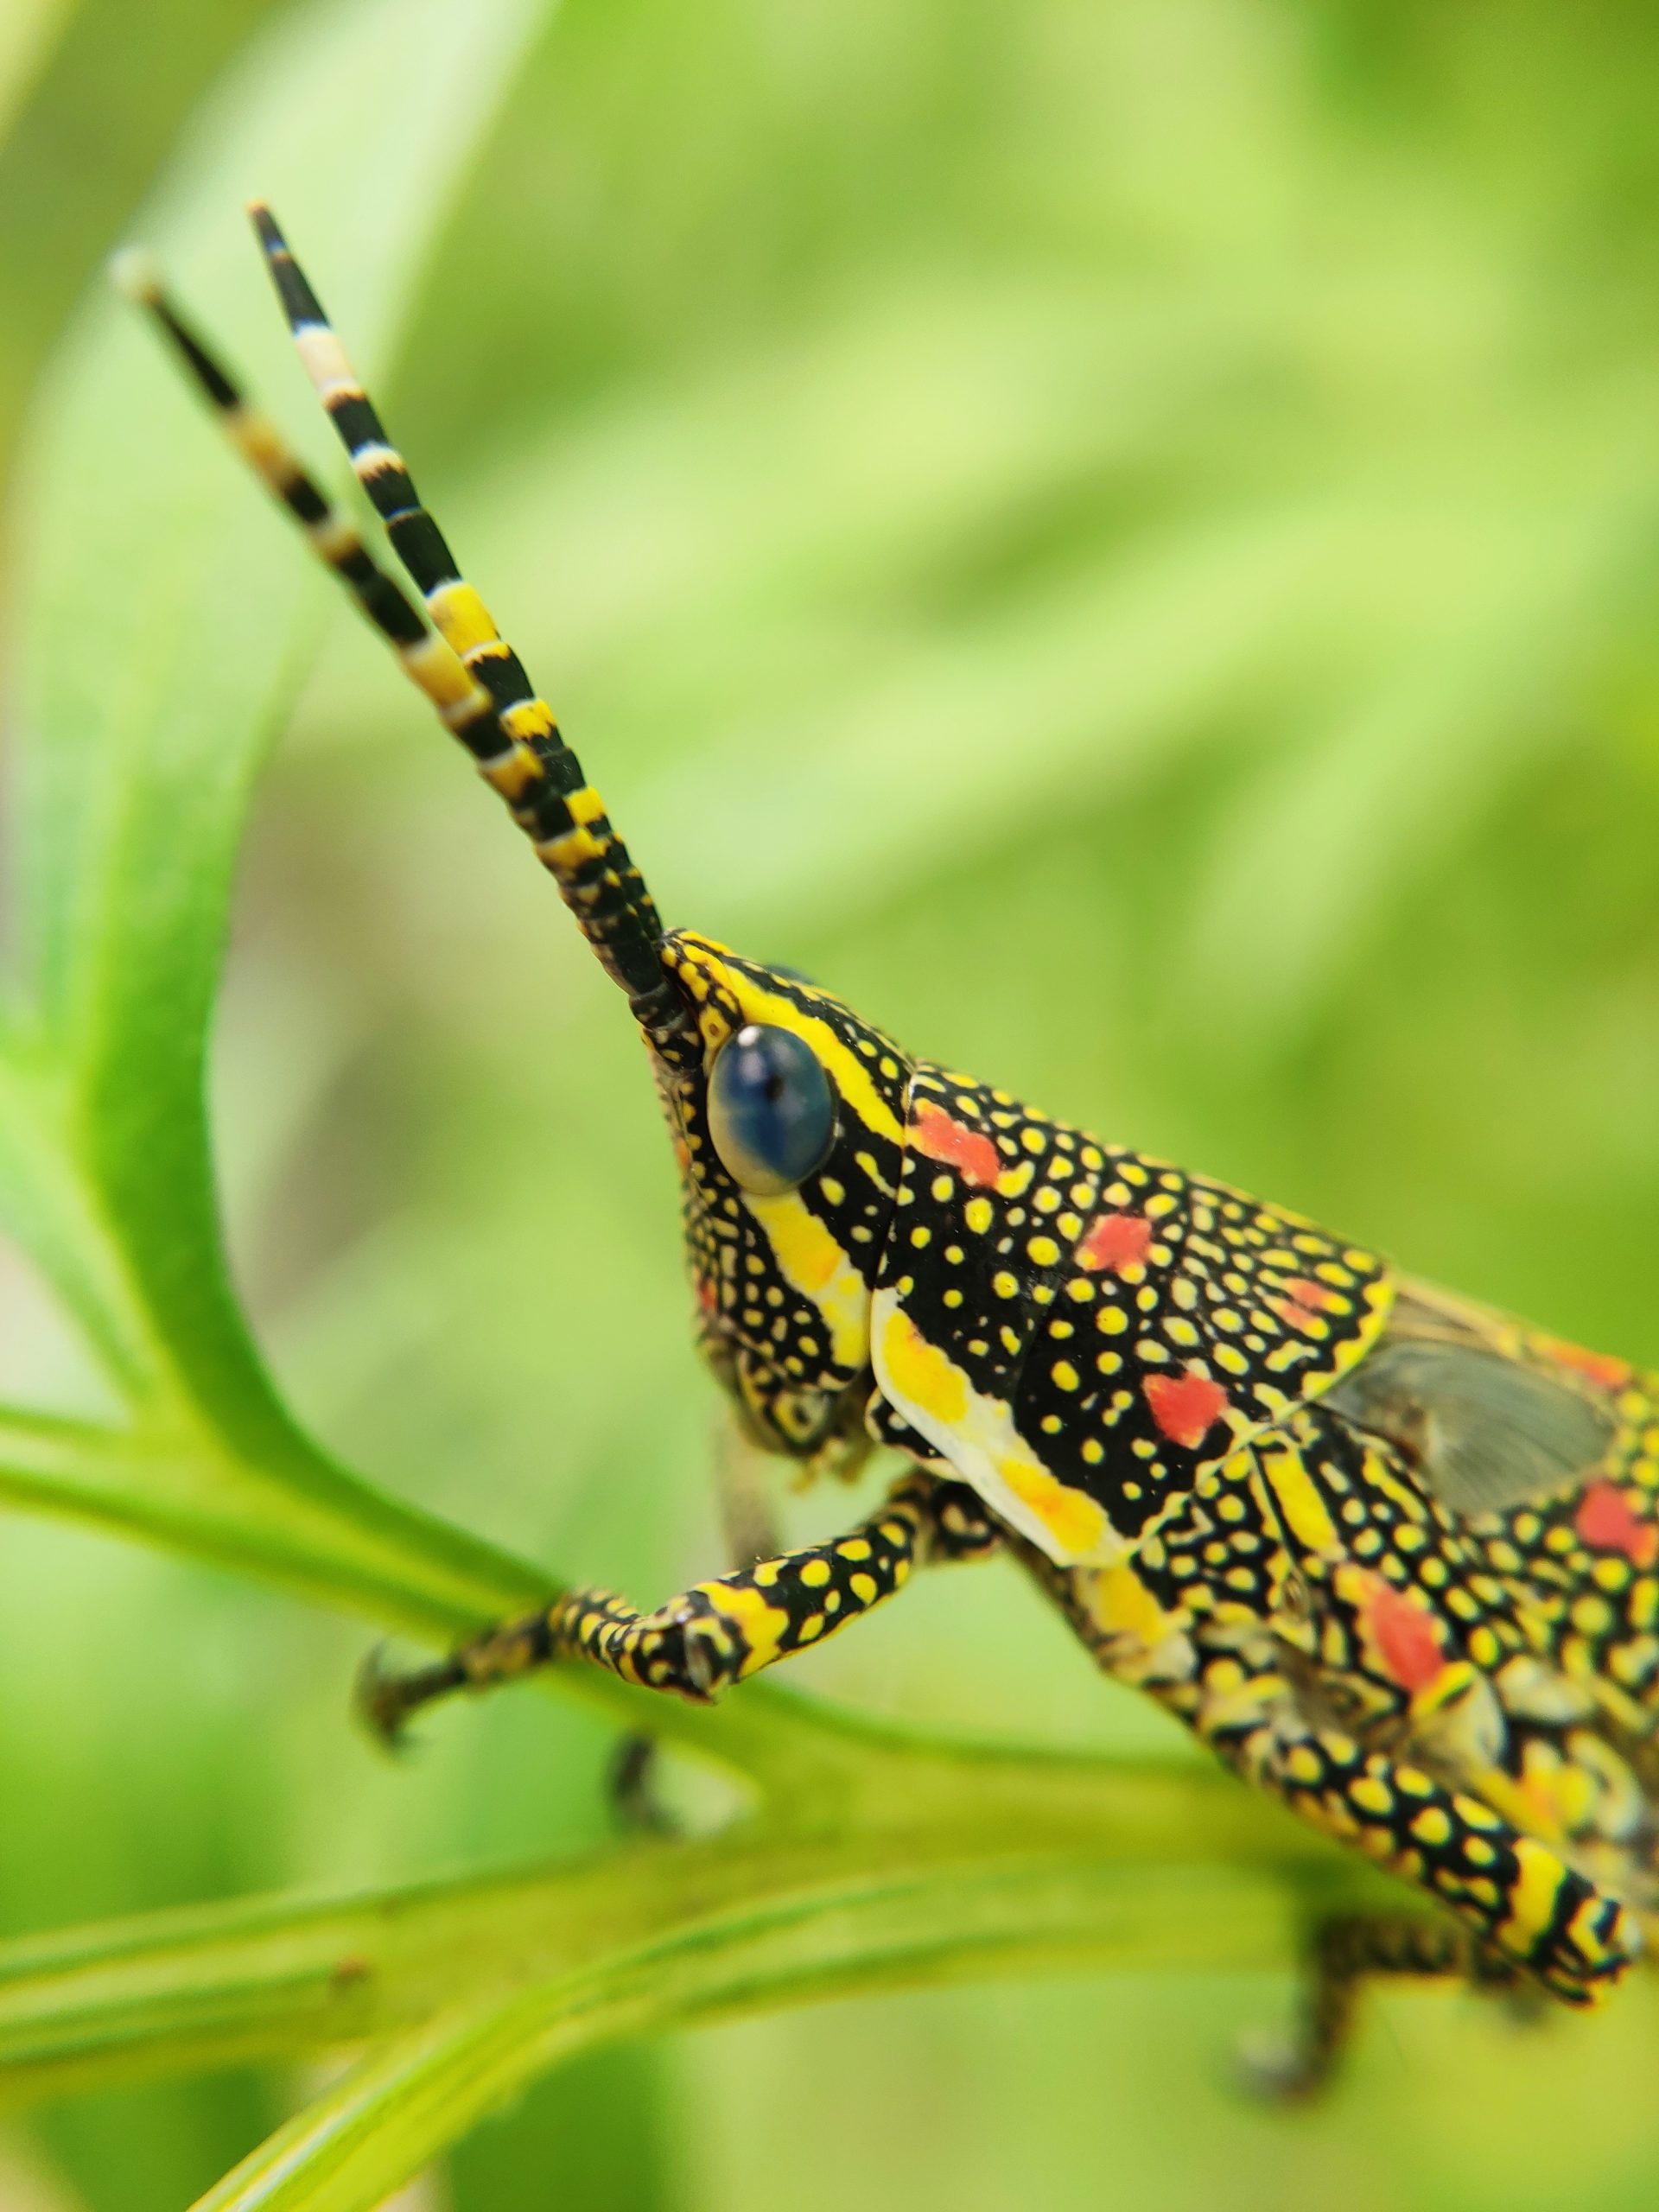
<box><xmin>1143</xmin><ymin>1369</ymin><xmax>1230</xmax><ymax>1449</ymax></box>
<box><xmin>1269</xmin><ymin>1276</ymin><xmax>1350</xmax><ymax>1334</ymax></box>
<box><xmin>1542</xmin><ymin>1337</ymin><xmax>1633</xmax><ymax>1393</ymax></box>
<box><xmin>1077</xmin><ymin>1212</ymin><xmax>1154</xmax><ymax>1274</ymax></box>
<box><xmin>912</xmin><ymin>1103</ymin><xmax>1001</xmax><ymax>1189</ymax></box>
<box><xmin>1366</xmin><ymin>1580</ymin><xmax>1446</xmax><ymax>1694</ymax></box>
<box><xmin>1574</xmin><ymin>1480</ymin><xmax>1657</xmax><ymax>1567</ymax></box>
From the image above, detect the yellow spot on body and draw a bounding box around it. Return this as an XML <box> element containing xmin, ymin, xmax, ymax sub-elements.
<box><xmin>1087</xmin><ymin>1562</ymin><xmax>1173</xmax><ymax>1648</ymax></box>
<box><xmin>1572</xmin><ymin>1593</ymin><xmax>1615</xmax><ymax>1638</ymax></box>
<box><xmin>799</xmin><ymin>1558</ymin><xmax>831</xmax><ymax>1587</ymax></box>
<box><xmin>1027</xmin><ymin>1236</ymin><xmax>1060</xmax><ymax>1268</ymax></box>
<box><xmin>850</xmin><ymin>1573</ymin><xmax>878</xmax><ymax>1605</ymax></box>
<box><xmin>965</xmin><ymin>1198</ymin><xmax>995</xmax><ymax>1235</ymax></box>
<box><xmin>1499</xmin><ymin>1838</ymin><xmax>1574</xmax><ymax>1956</ymax></box>
<box><xmin>709</xmin><ymin>1581</ymin><xmax>790</xmax><ymax>1676</ymax></box>
<box><xmin>993</xmin><ymin>1271</ymin><xmax>1019</xmax><ymax>1299</ymax></box>
<box><xmin>1258</xmin><ymin>1446</ymin><xmax>1339</xmax><ymax>1554</ymax></box>
<box><xmin>1052</xmin><ymin>1361</ymin><xmax>1080</xmax><ymax>1391</ymax></box>
<box><xmin>880</xmin><ymin>1311</ymin><xmax>968</xmax><ymax>1429</ymax></box>
<box><xmin>1001</xmin><ymin>1458</ymin><xmax>1108</xmax><ymax>1558</ymax></box>
<box><xmin>838</xmin><ymin>1538</ymin><xmax>872</xmax><ymax>1560</ymax></box>
<box><xmin>997</xmin><ymin>1161</ymin><xmax>1036</xmax><ymax>1198</ymax></box>
<box><xmin>855</xmin><ymin>1150</ymin><xmax>895</xmax><ymax>1198</ymax></box>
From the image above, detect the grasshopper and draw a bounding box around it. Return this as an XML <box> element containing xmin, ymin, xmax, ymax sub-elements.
<box><xmin>118</xmin><ymin>210</ymin><xmax>1659</xmax><ymax>2091</ymax></box>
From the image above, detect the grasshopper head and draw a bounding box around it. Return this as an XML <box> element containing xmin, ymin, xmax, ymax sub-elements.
<box><xmin>647</xmin><ymin>933</ymin><xmax>913</xmax><ymax>1454</ymax></box>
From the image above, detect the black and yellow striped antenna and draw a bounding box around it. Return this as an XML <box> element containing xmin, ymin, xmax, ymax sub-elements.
<box><xmin>112</xmin><ymin>213</ymin><xmax>685</xmax><ymax>1046</ymax></box>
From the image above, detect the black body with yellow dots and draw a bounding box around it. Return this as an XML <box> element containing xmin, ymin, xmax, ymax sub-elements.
<box><xmin>119</xmin><ymin>211</ymin><xmax>1659</xmax><ymax>2094</ymax></box>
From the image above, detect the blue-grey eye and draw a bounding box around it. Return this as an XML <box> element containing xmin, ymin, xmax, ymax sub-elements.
<box><xmin>708</xmin><ymin>1023</ymin><xmax>836</xmax><ymax>1196</ymax></box>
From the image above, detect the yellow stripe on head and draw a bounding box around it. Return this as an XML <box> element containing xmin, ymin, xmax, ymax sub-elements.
<box><xmin>743</xmin><ymin>1187</ymin><xmax>870</xmax><ymax>1372</ymax></box>
<box><xmin>674</xmin><ymin>935</ymin><xmax>907</xmax><ymax>1149</ymax></box>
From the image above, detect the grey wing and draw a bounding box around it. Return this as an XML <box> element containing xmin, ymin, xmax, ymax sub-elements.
<box><xmin>1325</xmin><ymin>1338</ymin><xmax>1614</xmax><ymax>1516</ymax></box>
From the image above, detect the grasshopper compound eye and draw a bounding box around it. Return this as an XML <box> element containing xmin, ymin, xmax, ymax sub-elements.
<box><xmin>708</xmin><ymin>1024</ymin><xmax>836</xmax><ymax>1195</ymax></box>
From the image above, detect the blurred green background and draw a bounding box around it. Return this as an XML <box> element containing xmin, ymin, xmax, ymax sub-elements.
<box><xmin>8</xmin><ymin>0</ymin><xmax>1659</xmax><ymax>2205</ymax></box>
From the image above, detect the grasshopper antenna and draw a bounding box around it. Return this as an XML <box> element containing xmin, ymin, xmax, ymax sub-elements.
<box><xmin>112</xmin><ymin>230</ymin><xmax>684</xmax><ymax>1046</ymax></box>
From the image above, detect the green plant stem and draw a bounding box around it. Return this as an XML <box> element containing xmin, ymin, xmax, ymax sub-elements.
<box><xmin>0</xmin><ymin>1758</ymin><xmax>1401</xmax><ymax>2127</ymax></box>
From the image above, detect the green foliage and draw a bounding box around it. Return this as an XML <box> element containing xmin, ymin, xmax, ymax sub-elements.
<box><xmin>7</xmin><ymin>1</ymin><xmax>1659</xmax><ymax>2208</ymax></box>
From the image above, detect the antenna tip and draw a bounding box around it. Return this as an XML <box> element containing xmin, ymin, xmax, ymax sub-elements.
<box><xmin>246</xmin><ymin>200</ymin><xmax>284</xmax><ymax>251</ymax></box>
<box><xmin>107</xmin><ymin>245</ymin><xmax>162</xmax><ymax>306</ymax></box>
